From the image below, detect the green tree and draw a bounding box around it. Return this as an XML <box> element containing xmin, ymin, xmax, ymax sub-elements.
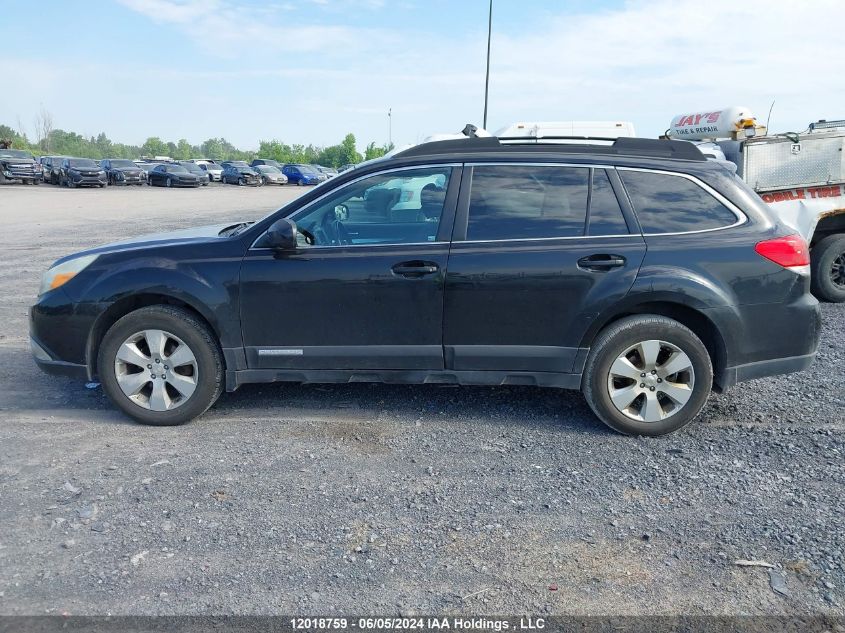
<box><xmin>141</xmin><ymin>136</ymin><xmax>168</xmax><ymax>157</ymax></box>
<box><xmin>174</xmin><ymin>139</ymin><xmax>194</xmax><ymax>160</ymax></box>
<box><xmin>339</xmin><ymin>133</ymin><xmax>362</xmax><ymax>165</ymax></box>
<box><xmin>364</xmin><ymin>141</ymin><xmax>393</xmax><ymax>161</ymax></box>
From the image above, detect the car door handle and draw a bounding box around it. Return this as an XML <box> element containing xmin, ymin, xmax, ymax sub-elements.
<box><xmin>577</xmin><ymin>254</ymin><xmax>627</xmax><ymax>271</ymax></box>
<box><xmin>392</xmin><ymin>261</ymin><xmax>440</xmax><ymax>277</ymax></box>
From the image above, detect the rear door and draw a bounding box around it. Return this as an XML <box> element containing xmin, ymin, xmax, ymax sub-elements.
<box><xmin>443</xmin><ymin>163</ymin><xmax>646</xmax><ymax>374</ymax></box>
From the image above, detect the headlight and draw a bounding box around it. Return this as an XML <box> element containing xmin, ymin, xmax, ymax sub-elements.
<box><xmin>39</xmin><ymin>254</ymin><xmax>98</xmax><ymax>296</ymax></box>
<box><xmin>98</xmin><ymin>170</ymin><xmax>106</xmax><ymax>175</ymax></box>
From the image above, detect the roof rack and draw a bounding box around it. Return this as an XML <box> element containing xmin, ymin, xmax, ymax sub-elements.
<box><xmin>497</xmin><ymin>135</ymin><xmax>619</xmax><ymax>143</ymax></box>
<box><xmin>394</xmin><ymin>135</ymin><xmax>706</xmax><ymax>161</ymax></box>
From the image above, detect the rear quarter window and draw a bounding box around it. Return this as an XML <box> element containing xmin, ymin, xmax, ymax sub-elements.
<box><xmin>619</xmin><ymin>170</ymin><xmax>739</xmax><ymax>234</ymax></box>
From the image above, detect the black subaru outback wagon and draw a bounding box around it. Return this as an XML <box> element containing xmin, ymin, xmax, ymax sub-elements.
<box><xmin>30</xmin><ymin>136</ymin><xmax>821</xmax><ymax>435</ymax></box>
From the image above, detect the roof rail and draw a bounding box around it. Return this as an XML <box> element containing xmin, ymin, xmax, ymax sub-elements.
<box><xmin>498</xmin><ymin>135</ymin><xmax>619</xmax><ymax>143</ymax></box>
<box><xmin>392</xmin><ymin>135</ymin><xmax>706</xmax><ymax>161</ymax></box>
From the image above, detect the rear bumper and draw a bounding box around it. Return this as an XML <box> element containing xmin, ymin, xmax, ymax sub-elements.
<box><xmin>713</xmin><ymin>293</ymin><xmax>822</xmax><ymax>390</ymax></box>
<box><xmin>717</xmin><ymin>352</ymin><xmax>817</xmax><ymax>391</ymax></box>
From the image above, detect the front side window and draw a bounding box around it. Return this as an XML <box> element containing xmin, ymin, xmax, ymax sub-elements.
<box><xmin>466</xmin><ymin>165</ymin><xmax>589</xmax><ymax>241</ymax></box>
<box><xmin>619</xmin><ymin>170</ymin><xmax>739</xmax><ymax>234</ymax></box>
<box><xmin>283</xmin><ymin>167</ymin><xmax>452</xmax><ymax>247</ymax></box>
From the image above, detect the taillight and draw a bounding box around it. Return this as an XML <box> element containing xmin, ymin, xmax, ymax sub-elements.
<box><xmin>754</xmin><ymin>235</ymin><xmax>810</xmax><ymax>269</ymax></box>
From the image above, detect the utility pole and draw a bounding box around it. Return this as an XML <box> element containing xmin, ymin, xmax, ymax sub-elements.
<box><xmin>388</xmin><ymin>107</ymin><xmax>392</xmax><ymax>147</ymax></box>
<box><xmin>482</xmin><ymin>0</ymin><xmax>493</xmax><ymax>129</ymax></box>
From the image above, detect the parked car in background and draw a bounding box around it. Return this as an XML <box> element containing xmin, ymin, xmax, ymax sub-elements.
<box><xmin>101</xmin><ymin>158</ymin><xmax>146</xmax><ymax>186</ymax></box>
<box><xmin>147</xmin><ymin>163</ymin><xmax>202</xmax><ymax>187</ymax></box>
<box><xmin>178</xmin><ymin>161</ymin><xmax>211</xmax><ymax>185</ymax></box>
<box><xmin>134</xmin><ymin>161</ymin><xmax>159</xmax><ymax>176</ymax></box>
<box><xmin>189</xmin><ymin>159</ymin><xmax>223</xmax><ymax>182</ymax></box>
<box><xmin>338</xmin><ymin>164</ymin><xmax>356</xmax><ymax>173</ymax></box>
<box><xmin>61</xmin><ymin>157</ymin><xmax>107</xmax><ymax>188</ymax></box>
<box><xmin>199</xmin><ymin>163</ymin><xmax>222</xmax><ymax>182</ymax></box>
<box><xmin>0</xmin><ymin>148</ymin><xmax>40</xmax><ymax>185</ymax></box>
<box><xmin>251</xmin><ymin>158</ymin><xmax>284</xmax><ymax>170</ymax></box>
<box><xmin>221</xmin><ymin>162</ymin><xmax>262</xmax><ymax>186</ymax></box>
<box><xmin>43</xmin><ymin>156</ymin><xmax>68</xmax><ymax>184</ymax></box>
<box><xmin>313</xmin><ymin>165</ymin><xmax>338</xmax><ymax>178</ymax></box>
<box><xmin>253</xmin><ymin>164</ymin><xmax>288</xmax><ymax>185</ymax></box>
<box><xmin>282</xmin><ymin>163</ymin><xmax>325</xmax><ymax>185</ymax></box>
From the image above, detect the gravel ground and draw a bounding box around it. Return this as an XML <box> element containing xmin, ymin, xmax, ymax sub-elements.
<box><xmin>0</xmin><ymin>184</ymin><xmax>842</xmax><ymax>616</ymax></box>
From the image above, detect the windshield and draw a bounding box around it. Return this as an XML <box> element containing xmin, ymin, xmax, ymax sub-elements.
<box><xmin>168</xmin><ymin>165</ymin><xmax>189</xmax><ymax>174</ymax></box>
<box><xmin>256</xmin><ymin>165</ymin><xmax>279</xmax><ymax>173</ymax></box>
<box><xmin>109</xmin><ymin>159</ymin><xmax>136</xmax><ymax>168</ymax></box>
<box><xmin>180</xmin><ymin>162</ymin><xmax>202</xmax><ymax>172</ymax></box>
<box><xmin>0</xmin><ymin>149</ymin><xmax>33</xmax><ymax>159</ymax></box>
<box><xmin>68</xmin><ymin>158</ymin><xmax>99</xmax><ymax>169</ymax></box>
<box><xmin>230</xmin><ymin>161</ymin><xmax>249</xmax><ymax>168</ymax></box>
<box><xmin>297</xmin><ymin>165</ymin><xmax>319</xmax><ymax>175</ymax></box>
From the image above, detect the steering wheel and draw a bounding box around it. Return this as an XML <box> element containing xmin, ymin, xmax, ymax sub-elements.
<box><xmin>333</xmin><ymin>219</ymin><xmax>351</xmax><ymax>245</ymax></box>
<box><xmin>318</xmin><ymin>212</ymin><xmax>351</xmax><ymax>246</ymax></box>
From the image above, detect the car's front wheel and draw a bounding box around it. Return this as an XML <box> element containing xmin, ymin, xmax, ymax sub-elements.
<box><xmin>582</xmin><ymin>315</ymin><xmax>712</xmax><ymax>436</ymax></box>
<box><xmin>98</xmin><ymin>306</ymin><xmax>224</xmax><ymax>426</ymax></box>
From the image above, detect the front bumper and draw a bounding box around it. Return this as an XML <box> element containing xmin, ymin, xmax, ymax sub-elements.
<box><xmin>30</xmin><ymin>336</ymin><xmax>88</xmax><ymax>379</ymax></box>
<box><xmin>172</xmin><ymin>178</ymin><xmax>201</xmax><ymax>187</ymax></box>
<box><xmin>3</xmin><ymin>167</ymin><xmax>39</xmax><ymax>182</ymax></box>
<box><xmin>113</xmin><ymin>172</ymin><xmax>145</xmax><ymax>185</ymax></box>
<box><xmin>70</xmin><ymin>173</ymin><xmax>108</xmax><ymax>186</ymax></box>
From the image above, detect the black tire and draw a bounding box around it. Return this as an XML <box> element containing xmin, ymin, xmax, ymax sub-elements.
<box><xmin>238</xmin><ymin>177</ymin><xmax>244</xmax><ymax>186</ymax></box>
<box><xmin>166</xmin><ymin>177</ymin><xmax>172</xmax><ymax>188</ymax></box>
<box><xmin>98</xmin><ymin>305</ymin><xmax>224</xmax><ymax>426</ymax></box>
<box><xmin>810</xmin><ymin>234</ymin><xmax>845</xmax><ymax>303</ymax></box>
<box><xmin>582</xmin><ymin>315</ymin><xmax>713</xmax><ymax>436</ymax></box>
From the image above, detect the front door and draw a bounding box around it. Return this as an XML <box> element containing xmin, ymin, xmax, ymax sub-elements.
<box><xmin>444</xmin><ymin>164</ymin><xmax>646</xmax><ymax>374</ymax></box>
<box><xmin>239</xmin><ymin>165</ymin><xmax>461</xmax><ymax>371</ymax></box>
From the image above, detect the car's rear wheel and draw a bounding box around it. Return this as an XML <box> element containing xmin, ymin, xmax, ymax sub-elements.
<box><xmin>166</xmin><ymin>177</ymin><xmax>172</xmax><ymax>188</ymax></box>
<box><xmin>98</xmin><ymin>306</ymin><xmax>224</xmax><ymax>426</ymax></box>
<box><xmin>582</xmin><ymin>315</ymin><xmax>712</xmax><ymax>436</ymax></box>
<box><xmin>810</xmin><ymin>234</ymin><xmax>845</xmax><ymax>303</ymax></box>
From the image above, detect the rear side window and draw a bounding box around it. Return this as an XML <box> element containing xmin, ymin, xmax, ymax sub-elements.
<box><xmin>467</xmin><ymin>165</ymin><xmax>589</xmax><ymax>240</ymax></box>
<box><xmin>588</xmin><ymin>170</ymin><xmax>629</xmax><ymax>235</ymax></box>
<box><xmin>619</xmin><ymin>170</ymin><xmax>739</xmax><ymax>234</ymax></box>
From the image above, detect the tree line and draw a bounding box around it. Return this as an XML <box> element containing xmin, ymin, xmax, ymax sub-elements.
<box><xmin>0</xmin><ymin>119</ymin><xmax>393</xmax><ymax>167</ymax></box>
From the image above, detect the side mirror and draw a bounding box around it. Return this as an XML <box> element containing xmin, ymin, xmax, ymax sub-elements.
<box><xmin>266</xmin><ymin>218</ymin><xmax>298</xmax><ymax>251</ymax></box>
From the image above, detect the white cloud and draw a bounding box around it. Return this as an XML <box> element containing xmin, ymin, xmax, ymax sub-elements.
<box><xmin>4</xmin><ymin>0</ymin><xmax>844</xmax><ymax>148</ymax></box>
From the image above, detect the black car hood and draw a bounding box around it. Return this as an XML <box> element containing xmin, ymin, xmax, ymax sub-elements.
<box><xmin>1</xmin><ymin>157</ymin><xmax>35</xmax><ymax>164</ymax></box>
<box><xmin>114</xmin><ymin>167</ymin><xmax>142</xmax><ymax>173</ymax></box>
<box><xmin>52</xmin><ymin>223</ymin><xmax>239</xmax><ymax>266</ymax></box>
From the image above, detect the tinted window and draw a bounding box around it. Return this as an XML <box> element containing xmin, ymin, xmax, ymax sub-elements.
<box><xmin>287</xmin><ymin>167</ymin><xmax>452</xmax><ymax>247</ymax></box>
<box><xmin>619</xmin><ymin>170</ymin><xmax>739</xmax><ymax>234</ymax></box>
<box><xmin>588</xmin><ymin>170</ymin><xmax>629</xmax><ymax>235</ymax></box>
<box><xmin>467</xmin><ymin>165</ymin><xmax>589</xmax><ymax>241</ymax></box>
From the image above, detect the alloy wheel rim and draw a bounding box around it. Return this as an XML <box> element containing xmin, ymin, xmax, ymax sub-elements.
<box><xmin>831</xmin><ymin>253</ymin><xmax>845</xmax><ymax>288</ymax></box>
<box><xmin>114</xmin><ymin>329</ymin><xmax>198</xmax><ymax>411</ymax></box>
<box><xmin>606</xmin><ymin>339</ymin><xmax>695</xmax><ymax>423</ymax></box>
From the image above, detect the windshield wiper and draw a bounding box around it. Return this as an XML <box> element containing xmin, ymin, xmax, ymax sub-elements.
<box><xmin>219</xmin><ymin>222</ymin><xmax>254</xmax><ymax>237</ymax></box>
